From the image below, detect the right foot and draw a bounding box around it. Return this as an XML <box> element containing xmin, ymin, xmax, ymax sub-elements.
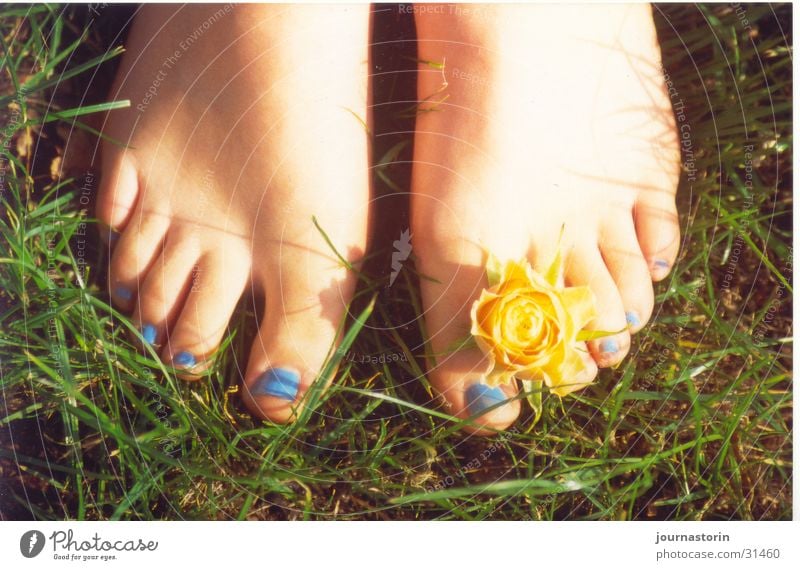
<box><xmin>411</xmin><ymin>4</ymin><xmax>681</xmax><ymax>434</ymax></box>
<box><xmin>96</xmin><ymin>5</ymin><xmax>370</xmax><ymax>422</ymax></box>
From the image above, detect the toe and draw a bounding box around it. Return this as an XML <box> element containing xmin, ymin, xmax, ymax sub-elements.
<box><xmin>242</xmin><ymin>308</ymin><xmax>340</xmax><ymax>425</ymax></box>
<box><xmin>97</xmin><ymin>149</ymin><xmax>139</xmax><ymax>240</ymax></box>
<box><xmin>439</xmin><ymin>351</ymin><xmax>522</xmax><ymax>435</ymax></box>
<box><xmin>242</xmin><ymin>251</ymin><xmax>357</xmax><ymax>424</ymax></box>
<box><xmin>161</xmin><ymin>244</ymin><xmax>250</xmax><ymax>379</ymax></box>
<box><xmin>131</xmin><ymin>233</ymin><xmax>201</xmax><ymax>349</ymax></box>
<box><xmin>566</xmin><ymin>245</ymin><xmax>630</xmax><ymax>367</ymax></box>
<box><xmin>108</xmin><ymin>212</ymin><xmax>170</xmax><ymax>310</ymax></box>
<box><xmin>573</xmin><ymin>344</ymin><xmax>599</xmax><ymax>388</ymax></box>
<box><xmin>413</xmin><ymin>233</ymin><xmax>522</xmax><ymax>434</ymax></box>
<box><xmin>634</xmin><ymin>192</ymin><xmax>680</xmax><ymax>281</ymax></box>
<box><xmin>600</xmin><ymin>221</ymin><xmax>655</xmax><ymax>334</ymax></box>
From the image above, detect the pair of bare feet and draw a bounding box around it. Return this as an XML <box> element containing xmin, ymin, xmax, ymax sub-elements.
<box><xmin>97</xmin><ymin>4</ymin><xmax>680</xmax><ymax>434</ymax></box>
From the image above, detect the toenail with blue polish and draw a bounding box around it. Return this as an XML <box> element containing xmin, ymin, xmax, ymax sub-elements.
<box><xmin>653</xmin><ymin>258</ymin><xmax>670</xmax><ymax>270</ymax></box>
<box><xmin>173</xmin><ymin>351</ymin><xmax>196</xmax><ymax>368</ymax></box>
<box><xmin>141</xmin><ymin>324</ymin><xmax>157</xmax><ymax>345</ymax></box>
<box><xmin>251</xmin><ymin>368</ymin><xmax>300</xmax><ymax>401</ymax></box>
<box><xmin>626</xmin><ymin>311</ymin><xmax>641</xmax><ymax>328</ymax></box>
<box><xmin>600</xmin><ymin>338</ymin><xmax>620</xmax><ymax>354</ymax></box>
<box><xmin>114</xmin><ymin>286</ymin><xmax>132</xmax><ymax>301</ymax></box>
<box><xmin>465</xmin><ymin>383</ymin><xmax>507</xmax><ymax>416</ymax></box>
<box><xmin>109</xmin><ymin>230</ymin><xmax>120</xmax><ymax>243</ymax></box>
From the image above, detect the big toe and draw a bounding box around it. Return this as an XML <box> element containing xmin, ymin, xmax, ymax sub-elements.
<box><xmin>242</xmin><ymin>309</ymin><xmax>343</xmax><ymax>425</ymax></box>
<box><xmin>414</xmin><ymin>235</ymin><xmax>522</xmax><ymax>435</ymax></box>
<box><xmin>434</xmin><ymin>349</ymin><xmax>522</xmax><ymax>436</ymax></box>
<box><xmin>242</xmin><ymin>254</ymin><xmax>358</xmax><ymax>424</ymax></box>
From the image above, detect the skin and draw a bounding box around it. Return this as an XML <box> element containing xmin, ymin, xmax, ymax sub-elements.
<box><xmin>96</xmin><ymin>4</ymin><xmax>370</xmax><ymax>422</ymax></box>
<box><xmin>98</xmin><ymin>4</ymin><xmax>680</xmax><ymax>433</ymax></box>
<box><xmin>410</xmin><ymin>4</ymin><xmax>681</xmax><ymax>434</ymax></box>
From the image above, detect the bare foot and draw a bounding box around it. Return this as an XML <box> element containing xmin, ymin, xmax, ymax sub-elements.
<box><xmin>411</xmin><ymin>4</ymin><xmax>680</xmax><ymax>433</ymax></box>
<box><xmin>96</xmin><ymin>4</ymin><xmax>370</xmax><ymax>422</ymax></box>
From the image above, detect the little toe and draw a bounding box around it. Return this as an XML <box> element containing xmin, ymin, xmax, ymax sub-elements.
<box><xmin>96</xmin><ymin>150</ymin><xmax>140</xmax><ymax>237</ymax></box>
<box><xmin>634</xmin><ymin>194</ymin><xmax>680</xmax><ymax>281</ymax></box>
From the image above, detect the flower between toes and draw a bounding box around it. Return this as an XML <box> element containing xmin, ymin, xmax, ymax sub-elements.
<box><xmin>470</xmin><ymin>255</ymin><xmax>597</xmax><ymax>397</ymax></box>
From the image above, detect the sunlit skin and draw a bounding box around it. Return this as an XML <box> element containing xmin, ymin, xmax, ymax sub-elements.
<box><xmin>97</xmin><ymin>4</ymin><xmax>679</xmax><ymax>434</ymax></box>
<box><xmin>96</xmin><ymin>4</ymin><xmax>370</xmax><ymax>422</ymax></box>
<box><xmin>410</xmin><ymin>4</ymin><xmax>680</xmax><ymax>434</ymax></box>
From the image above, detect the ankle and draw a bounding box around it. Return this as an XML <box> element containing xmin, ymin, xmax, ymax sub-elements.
<box><xmin>414</xmin><ymin>4</ymin><xmax>506</xmax><ymax>44</ymax></box>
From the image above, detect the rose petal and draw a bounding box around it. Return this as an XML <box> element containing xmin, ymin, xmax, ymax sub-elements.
<box><xmin>472</xmin><ymin>255</ymin><xmax>598</xmax><ymax>398</ymax></box>
<box><xmin>560</xmin><ymin>286</ymin><xmax>597</xmax><ymax>330</ymax></box>
<box><xmin>549</xmin><ymin>346</ymin><xmax>594</xmax><ymax>396</ymax></box>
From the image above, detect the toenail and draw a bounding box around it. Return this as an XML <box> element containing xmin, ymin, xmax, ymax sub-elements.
<box><xmin>465</xmin><ymin>383</ymin><xmax>507</xmax><ymax>417</ymax></box>
<box><xmin>99</xmin><ymin>223</ymin><xmax>120</xmax><ymax>243</ymax></box>
<box><xmin>141</xmin><ymin>324</ymin><xmax>157</xmax><ymax>345</ymax></box>
<box><xmin>114</xmin><ymin>286</ymin><xmax>132</xmax><ymax>301</ymax></box>
<box><xmin>625</xmin><ymin>311</ymin><xmax>640</xmax><ymax>328</ymax></box>
<box><xmin>600</xmin><ymin>339</ymin><xmax>620</xmax><ymax>354</ymax></box>
<box><xmin>251</xmin><ymin>368</ymin><xmax>300</xmax><ymax>401</ymax></box>
<box><xmin>653</xmin><ymin>258</ymin><xmax>670</xmax><ymax>271</ymax></box>
<box><xmin>173</xmin><ymin>351</ymin><xmax>196</xmax><ymax>368</ymax></box>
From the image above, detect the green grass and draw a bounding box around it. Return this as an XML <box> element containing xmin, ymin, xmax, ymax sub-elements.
<box><xmin>0</xmin><ymin>4</ymin><xmax>792</xmax><ymax>520</ymax></box>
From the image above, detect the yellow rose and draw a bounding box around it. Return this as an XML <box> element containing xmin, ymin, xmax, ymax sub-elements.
<box><xmin>470</xmin><ymin>256</ymin><xmax>597</xmax><ymax>396</ymax></box>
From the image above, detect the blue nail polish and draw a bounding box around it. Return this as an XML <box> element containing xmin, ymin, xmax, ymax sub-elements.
<box><xmin>625</xmin><ymin>311</ymin><xmax>640</xmax><ymax>328</ymax></box>
<box><xmin>114</xmin><ymin>286</ymin><xmax>132</xmax><ymax>301</ymax></box>
<box><xmin>600</xmin><ymin>339</ymin><xmax>620</xmax><ymax>354</ymax></box>
<box><xmin>109</xmin><ymin>230</ymin><xmax>120</xmax><ymax>244</ymax></box>
<box><xmin>465</xmin><ymin>383</ymin><xmax>507</xmax><ymax>416</ymax></box>
<box><xmin>174</xmin><ymin>351</ymin><xmax>196</xmax><ymax>368</ymax></box>
<box><xmin>251</xmin><ymin>368</ymin><xmax>300</xmax><ymax>401</ymax></box>
<box><xmin>141</xmin><ymin>324</ymin><xmax>157</xmax><ymax>345</ymax></box>
<box><xmin>653</xmin><ymin>259</ymin><xmax>670</xmax><ymax>270</ymax></box>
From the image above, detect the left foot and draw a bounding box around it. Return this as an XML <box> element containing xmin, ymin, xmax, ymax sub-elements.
<box><xmin>96</xmin><ymin>5</ymin><xmax>370</xmax><ymax>422</ymax></box>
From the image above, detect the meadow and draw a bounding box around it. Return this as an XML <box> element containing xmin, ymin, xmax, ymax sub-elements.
<box><xmin>0</xmin><ymin>3</ymin><xmax>792</xmax><ymax>520</ymax></box>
